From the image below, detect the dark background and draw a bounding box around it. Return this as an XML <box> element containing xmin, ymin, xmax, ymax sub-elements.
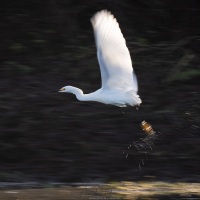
<box><xmin>0</xmin><ymin>0</ymin><xmax>200</xmax><ymax>183</ymax></box>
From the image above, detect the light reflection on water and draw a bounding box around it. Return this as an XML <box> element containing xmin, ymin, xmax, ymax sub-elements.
<box><xmin>114</xmin><ymin>181</ymin><xmax>200</xmax><ymax>200</ymax></box>
<box><xmin>1</xmin><ymin>182</ymin><xmax>200</xmax><ymax>200</ymax></box>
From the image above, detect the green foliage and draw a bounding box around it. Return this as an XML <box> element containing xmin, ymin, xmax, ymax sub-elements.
<box><xmin>9</xmin><ymin>43</ymin><xmax>25</xmax><ymax>51</ymax></box>
<box><xmin>3</xmin><ymin>61</ymin><xmax>33</xmax><ymax>74</ymax></box>
<box><xmin>136</xmin><ymin>37</ymin><xmax>149</xmax><ymax>46</ymax></box>
<box><xmin>31</xmin><ymin>39</ymin><xmax>46</xmax><ymax>44</ymax></box>
<box><xmin>167</xmin><ymin>69</ymin><xmax>200</xmax><ymax>81</ymax></box>
<box><xmin>185</xmin><ymin>69</ymin><xmax>200</xmax><ymax>80</ymax></box>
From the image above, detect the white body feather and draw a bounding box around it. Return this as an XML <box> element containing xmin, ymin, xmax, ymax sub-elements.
<box><xmin>60</xmin><ymin>10</ymin><xmax>142</xmax><ymax>107</ymax></box>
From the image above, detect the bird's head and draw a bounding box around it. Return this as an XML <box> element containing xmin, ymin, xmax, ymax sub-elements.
<box><xmin>58</xmin><ymin>86</ymin><xmax>68</xmax><ymax>93</ymax></box>
<box><xmin>58</xmin><ymin>86</ymin><xmax>83</xmax><ymax>99</ymax></box>
<box><xmin>58</xmin><ymin>86</ymin><xmax>81</xmax><ymax>94</ymax></box>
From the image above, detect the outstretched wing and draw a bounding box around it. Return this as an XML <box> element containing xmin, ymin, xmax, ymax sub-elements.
<box><xmin>91</xmin><ymin>10</ymin><xmax>138</xmax><ymax>92</ymax></box>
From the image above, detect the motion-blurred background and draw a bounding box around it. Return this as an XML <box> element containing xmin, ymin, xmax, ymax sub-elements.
<box><xmin>0</xmin><ymin>0</ymin><xmax>200</xmax><ymax>183</ymax></box>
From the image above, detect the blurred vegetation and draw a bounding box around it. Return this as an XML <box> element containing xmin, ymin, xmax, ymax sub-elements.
<box><xmin>0</xmin><ymin>0</ymin><xmax>200</xmax><ymax>183</ymax></box>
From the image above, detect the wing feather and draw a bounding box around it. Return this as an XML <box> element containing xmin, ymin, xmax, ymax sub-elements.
<box><xmin>91</xmin><ymin>10</ymin><xmax>138</xmax><ymax>92</ymax></box>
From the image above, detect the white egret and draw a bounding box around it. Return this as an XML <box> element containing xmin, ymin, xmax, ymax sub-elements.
<box><xmin>59</xmin><ymin>10</ymin><xmax>142</xmax><ymax>107</ymax></box>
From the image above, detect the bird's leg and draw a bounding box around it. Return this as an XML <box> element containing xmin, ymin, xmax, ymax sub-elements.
<box><xmin>135</xmin><ymin>104</ymin><xmax>140</xmax><ymax>110</ymax></box>
<box><xmin>121</xmin><ymin>107</ymin><xmax>127</xmax><ymax>114</ymax></box>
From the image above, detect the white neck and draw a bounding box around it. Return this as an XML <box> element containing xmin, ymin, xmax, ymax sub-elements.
<box><xmin>64</xmin><ymin>86</ymin><xmax>99</xmax><ymax>102</ymax></box>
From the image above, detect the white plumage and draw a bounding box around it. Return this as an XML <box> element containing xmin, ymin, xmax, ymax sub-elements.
<box><xmin>59</xmin><ymin>10</ymin><xmax>142</xmax><ymax>107</ymax></box>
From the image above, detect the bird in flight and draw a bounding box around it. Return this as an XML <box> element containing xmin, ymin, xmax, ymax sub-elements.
<box><xmin>59</xmin><ymin>10</ymin><xmax>142</xmax><ymax>108</ymax></box>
